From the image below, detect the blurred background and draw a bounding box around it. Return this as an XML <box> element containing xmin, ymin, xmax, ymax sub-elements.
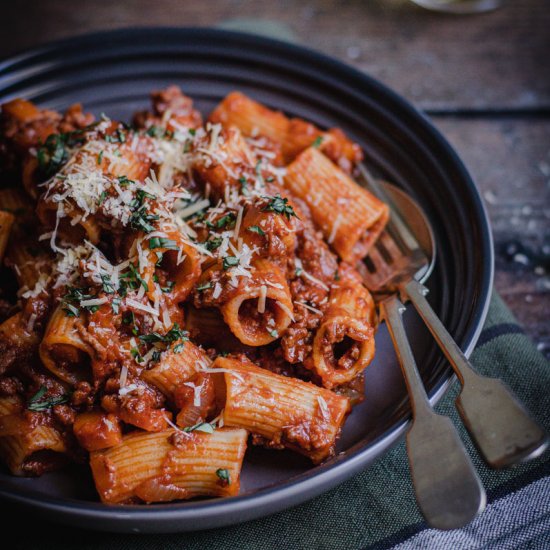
<box><xmin>1</xmin><ymin>0</ymin><xmax>548</xmax><ymax>356</ymax></box>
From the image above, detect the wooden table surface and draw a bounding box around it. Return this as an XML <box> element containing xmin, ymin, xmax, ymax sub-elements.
<box><xmin>1</xmin><ymin>0</ymin><xmax>548</xmax><ymax>356</ymax></box>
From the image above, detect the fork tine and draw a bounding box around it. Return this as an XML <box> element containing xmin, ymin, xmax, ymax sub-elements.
<box><xmin>379</xmin><ymin>231</ymin><xmax>404</xmax><ymax>260</ymax></box>
<box><xmin>363</xmin><ymin>242</ymin><xmax>395</xmax><ymax>290</ymax></box>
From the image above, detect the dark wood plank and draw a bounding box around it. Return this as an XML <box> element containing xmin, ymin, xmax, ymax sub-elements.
<box><xmin>1</xmin><ymin>0</ymin><xmax>549</xmax><ymax>111</ymax></box>
<box><xmin>432</xmin><ymin>116</ymin><xmax>550</xmax><ymax>357</ymax></box>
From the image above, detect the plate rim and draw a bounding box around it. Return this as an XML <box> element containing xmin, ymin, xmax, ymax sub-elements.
<box><xmin>0</xmin><ymin>26</ymin><xmax>494</xmax><ymax>532</ymax></box>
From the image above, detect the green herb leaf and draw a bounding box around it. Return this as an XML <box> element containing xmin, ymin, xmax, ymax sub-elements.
<box><xmin>101</xmin><ymin>274</ymin><xmax>115</xmax><ymax>294</ymax></box>
<box><xmin>239</xmin><ymin>176</ymin><xmax>249</xmax><ymax>195</ymax></box>
<box><xmin>139</xmin><ymin>323</ymin><xmax>189</xmax><ymax>345</ymax></box>
<box><xmin>98</xmin><ymin>190</ymin><xmax>108</xmax><ymax>205</ymax></box>
<box><xmin>216</xmin><ymin>468</ymin><xmax>231</xmax><ymax>485</ymax></box>
<box><xmin>129</xmin><ymin>206</ymin><xmax>159</xmax><ymax>233</ymax></box>
<box><xmin>173</xmin><ymin>342</ymin><xmax>185</xmax><ymax>353</ymax></box>
<box><xmin>131</xmin><ymin>347</ymin><xmax>143</xmax><ymax>363</ymax></box>
<box><xmin>117</xmin><ymin>175</ymin><xmax>134</xmax><ymax>187</ymax></box>
<box><xmin>205</xmin><ymin>236</ymin><xmax>222</xmax><ymax>251</ymax></box>
<box><xmin>312</xmin><ymin>136</ymin><xmax>323</xmax><ymax>148</ymax></box>
<box><xmin>120</xmin><ymin>263</ymin><xmax>149</xmax><ymax>291</ymax></box>
<box><xmin>97</xmin><ymin>150</ymin><xmax>104</xmax><ymax>165</ymax></box>
<box><xmin>196</xmin><ymin>282</ymin><xmax>212</xmax><ymax>292</ymax></box>
<box><xmin>37</xmin><ymin>134</ymin><xmax>70</xmax><ymax>177</ymax></box>
<box><xmin>27</xmin><ymin>386</ymin><xmax>70</xmax><ymax>412</ymax></box>
<box><xmin>161</xmin><ymin>280</ymin><xmax>175</xmax><ymax>293</ymax></box>
<box><xmin>149</xmin><ymin>237</ymin><xmax>178</xmax><ymax>250</ymax></box>
<box><xmin>215</xmin><ymin>213</ymin><xmax>236</xmax><ymax>229</ymax></box>
<box><xmin>247</xmin><ymin>225</ymin><xmax>265</xmax><ymax>236</ymax></box>
<box><xmin>62</xmin><ymin>303</ymin><xmax>80</xmax><ymax>317</ymax></box>
<box><xmin>111</xmin><ymin>297</ymin><xmax>121</xmax><ymax>314</ymax></box>
<box><xmin>183</xmin><ymin>422</ymin><xmax>214</xmax><ymax>434</ymax></box>
<box><xmin>223</xmin><ymin>256</ymin><xmax>239</xmax><ymax>270</ymax></box>
<box><xmin>262</xmin><ymin>194</ymin><xmax>298</xmax><ymax>220</ymax></box>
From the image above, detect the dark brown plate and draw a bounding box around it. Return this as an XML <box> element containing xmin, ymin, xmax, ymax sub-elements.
<box><xmin>0</xmin><ymin>28</ymin><xmax>493</xmax><ymax>533</ymax></box>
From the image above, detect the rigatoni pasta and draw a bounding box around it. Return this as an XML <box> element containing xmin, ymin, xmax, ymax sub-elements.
<box><xmin>214</xmin><ymin>357</ymin><xmax>350</xmax><ymax>463</ymax></box>
<box><xmin>284</xmin><ymin>147</ymin><xmax>389</xmax><ymax>263</ymax></box>
<box><xmin>0</xmin><ymin>86</ymin><xmax>385</xmax><ymax>505</ymax></box>
<box><xmin>90</xmin><ymin>428</ymin><xmax>248</xmax><ymax>503</ymax></box>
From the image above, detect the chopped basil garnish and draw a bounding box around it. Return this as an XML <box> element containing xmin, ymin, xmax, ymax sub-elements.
<box><xmin>196</xmin><ymin>282</ymin><xmax>212</xmax><ymax>292</ymax></box>
<box><xmin>216</xmin><ymin>468</ymin><xmax>231</xmax><ymax>486</ymax></box>
<box><xmin>120</xmin><ymin>262</ymin><xmax>149</xmax><ymax>292</ymax></box>
<box><xmin>98</xmin><ymin>190</ymin><xmax>108</xmax><ymax>205</ymax></box>
<box><xmin>262</xmin><ymin>194</ymin><xmax>297</xmax><ymax>220</ymax></box>
<box><xmin>183</xmin><ymin>422</ymin><xmax>214</xmax><ymax>434</ymax></box>
<box><xmin>205</xmin><ymin>236</ymin><xmax>222</xmax><ymax>251</ymax></box>
<box><xmin>312</xmin><ymin>136</ymin><xmax>323</xmax><ymax>148</ymax></box>
<box><xmin>131</xmin><ymin>347</ymin><xmax>143</xmax><ymax>363</ymax></box>
<box><xmin>36</xmin><ymin>134</ymin><xmax>70</xmax><ymax>177</ymax></box>
<box><xmin>223</xmin><ymin>256</ymin><xmax>239</xmax><ymax>270</ymax></box>
<box><xmin>247</xmin><ymin>225</ymin><xmax>265</xmax><ymax>236</ymax></box>
<box><xmin>117</xmin><ymin>175</ymin><xmax>134</xmax><ymax>187</ymax></box>
<box><xmin>27</xmin><ymin>386</ymin><xmax>70</xmax><ymax>412</ymax></box>
<box><xmin>139</xmin><ymin>323</ymin><xmax>189</xmax><ymax>345</ymax></box>
<box><xmin>101</xmin><ymin>274</ymin><xmax>115</xmax><ymax>294</ymax></box>
<box><xmin>111</xmin><ymin>297</ymin><xmax>121</xmax><ymax>314</ymax></box>
<box><xmin>214</xmin><ymin>213</ymin><xmax>236</xmax><ymax>229</ymax></box>
<box><xmin>160</xmin><ymin>280</ymin><xmax>175</xmax><ymax>293</ymax></box>
<box><xmin>62</xmin><ymin>303</ymin><xmax>80</xmax><ymax>317</ymax></box>
<box><xmin>149</xmin><ymin>237</ymin><xmax>178</xmax><ymax>250</ymax></box>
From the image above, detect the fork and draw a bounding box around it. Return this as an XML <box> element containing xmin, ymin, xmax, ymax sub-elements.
<box><xmin>358</xmin><ymin>182</ymin><xmax>485</xmax><ymax>528</ymax></box>
<box><xmin>358</xmin><ymin>164</ymin><xmax>548</xmax><ymax>470</ymax></box>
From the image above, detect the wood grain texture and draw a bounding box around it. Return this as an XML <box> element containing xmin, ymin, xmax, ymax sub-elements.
<box><xmin>433</xmin><ymin>117</ymin><xmax>550</xmax><ymax>357</ymax></box>
<box><xmin>0</xmin><ymin>0</ymin><xmax>548</xmax><ymax>111</ymax></box>
<box><xmin>0</xmin><ymin>0</ymin><xmax>547</xmax><ymax>354</ymax></box>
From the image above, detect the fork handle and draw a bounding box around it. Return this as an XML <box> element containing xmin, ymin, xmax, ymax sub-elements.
<box><xmin>380</xmin><ymin>295</ymin><xmax>485</xmax><ymax>529</ymax></box>
<box><xmin>402</xmin><ymin>278</ymin><xmax>548</xmax><ymax>468</ymax></box>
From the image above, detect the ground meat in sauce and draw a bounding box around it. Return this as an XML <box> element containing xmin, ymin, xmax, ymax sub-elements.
<box><xmin>0</xmin><ymin>376</ymin><xmax>23</xmax><ymax>396</ymax></box>
<box><xmin>0</xmin><ymin>101</ymin><xmax>94</xmax><ymax>180</ymax></box>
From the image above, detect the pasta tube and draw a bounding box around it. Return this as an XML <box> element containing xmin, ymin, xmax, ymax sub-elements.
<box><xmin>220</xmin><ymin>259</ymin><xmax>294</xmax><ymax>346</ymax></box>
<box><xmin>39</xmin><ymin>306</ymin><xmax>94</xmax><ymax>385</ymax></box>
<box><xmin>0</xmin><ymin>396</ymin><xmax>68</xmax><ymax>476</ymax></box>
<box><xmin>311</xmin><ymin>264</ymin><xmax>376</xmax><ymax>388</ymax></box>
<box><xmin>215</xmin><ymin>357</ymin><xmax>350</xmax><ymax>463</ymax></box>
<box><xmin>142</xmin><ymin>340</ymin><xmax>211</xmax><ymax>402</ymax></box>
<box><xmin>284</xmin><ymin>147</ymin><xmax>389</xmax><ymax>262</ymax></box>
<box><xmin>90</xmin><ymin>428</ymin><xmax>248</xmax><ymax>503</ymax></box>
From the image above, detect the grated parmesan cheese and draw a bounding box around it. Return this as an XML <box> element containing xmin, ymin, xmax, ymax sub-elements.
<box><xmin>233</xmin><ymin>206</ymin><xmax>244</xmax><ymax>239</ymax></box>
<box><xmin>328</xmin><ymin>213</ymin><xmax>343</xmax><ymax>244</ymax></box>
<box><xmin>184</xmin><ymin>382</ymin><xmax>202</xmax><ymax>407</ymax></box>
<box><xmin>26</xmin><ymin>313</ymin><xmax>37</xmax><ymax>333</ymax></box>
<box><xmin>212</xmin><ymin>282</ymin><xmax>222</xmax><ymax>299</ymax></box>
<box><xmin>80</xmin><ymin>296</ymin><xmax>109</xmax><ymax>308</ymax></box>
<box><xmin>317</xmin><ymin>395</ymin><xmax>330</xmax><ymax>419</ymax></box>
<box><xmin>295</xmin><ymin>301</ymin><xmax>323</xmax><ymax>315</ymax></box>
<box><xmin>126</xmin><ymin>298</ymin><xmax>159</xmax><ymax>317</ymax></box>
<box><xmin>275</xmin><ymin>301</ymin><xmax>295</xmax><ymax>322</ymax></box>
<box><xmin>119</xmin><ymin>365</ymin><xmax>128</xmax><ymax>389</ymax></box>
<box><xmin>258</xmin><ymin>285</ymin><xmax>267</xmax><ymax>313</ymax></box>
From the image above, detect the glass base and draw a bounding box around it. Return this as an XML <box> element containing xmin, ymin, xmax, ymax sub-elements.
<box><xmin>410</xmin><ymin>0</ymin><xmax>503</xmax><ymax>14</ymax></box>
